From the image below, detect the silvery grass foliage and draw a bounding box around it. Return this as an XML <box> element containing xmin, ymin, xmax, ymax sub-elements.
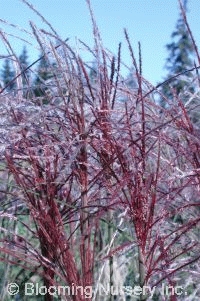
<box><xmin>0</xmin><ymin>0</ymin><xmax>200</xmax><ymax>301</ymax></box>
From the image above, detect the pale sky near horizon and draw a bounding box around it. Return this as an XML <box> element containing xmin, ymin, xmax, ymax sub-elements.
<box><xmin>0</xmin><ymin>0</ymin><xmax>200</xmax><ymax>85</ymax></box>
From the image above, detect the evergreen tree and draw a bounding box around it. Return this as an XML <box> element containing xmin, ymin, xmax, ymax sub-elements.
<box><xmin>34</xmin><ymin>53</ymin><xmax>54</xmax><ymax>101</ymax></box>
<box><xmin>160</xmin><ymin>0</ymin><xmax>195</xmax><ymax>104</ymax></box>
<box><xmin>89</xmin><ymin>61</ymin><xmax>98</xmax><ymax>84</ymax></box>
<box><xmin>19</xmin><ymin>46</ymin><xmax>30</xmax><ymax>86</ymax></box>
<box><xmin>126</xmin><ymin>68</ymin><xmax>137</xmax><ymax>89</ymax></box>
<box><xmin>1</xmin><ymin>59</ymin><xmax>15</xmax><ymax>91</ymax></box>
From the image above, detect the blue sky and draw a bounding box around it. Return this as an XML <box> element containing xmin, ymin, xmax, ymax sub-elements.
<box><xmin>0</xmin><ymin>0</ymin><xmax>200</xmax><ymax>85</ymax></box>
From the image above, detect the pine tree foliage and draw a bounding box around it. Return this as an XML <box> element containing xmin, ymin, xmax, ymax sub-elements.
<box><xmin>34</xmin><ymin>52</ymin><xmax>54</xmax><ymax>100</ymax></box>
<box><xmin>89</xmin><ymin>61</ymin><xmax>98</xmax><ymax>84</ymax></box>
<box><xmin>1</xmin><ymin>59</ymin><xmax>15</xmax><ymax>91</ymax></box>
<box><xmin>19</xmin><ymin>46</ymin><xmax>30</xmax><ymax>86</ymax></box>
<box><xmin>160</xmin><ymin>0</ymin><xmax>195</xmax><ymax>103</ymax></box>
<box><xmin>126</xmin><ymin>68</ymin><xmax>137</xmax><ymax>89</ymax></box>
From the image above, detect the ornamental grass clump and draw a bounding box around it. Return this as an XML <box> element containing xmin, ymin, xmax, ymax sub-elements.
<box><xmin>0</xmin><ymin>1</ymin><xmax>200</xmax><ymax>301</ymax></box>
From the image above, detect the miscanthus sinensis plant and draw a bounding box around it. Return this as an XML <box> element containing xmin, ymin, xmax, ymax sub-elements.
<box><xmin>0</xmin><ymin>1</ymin><xmax>200</xmax><ymax>300</ymax></box>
